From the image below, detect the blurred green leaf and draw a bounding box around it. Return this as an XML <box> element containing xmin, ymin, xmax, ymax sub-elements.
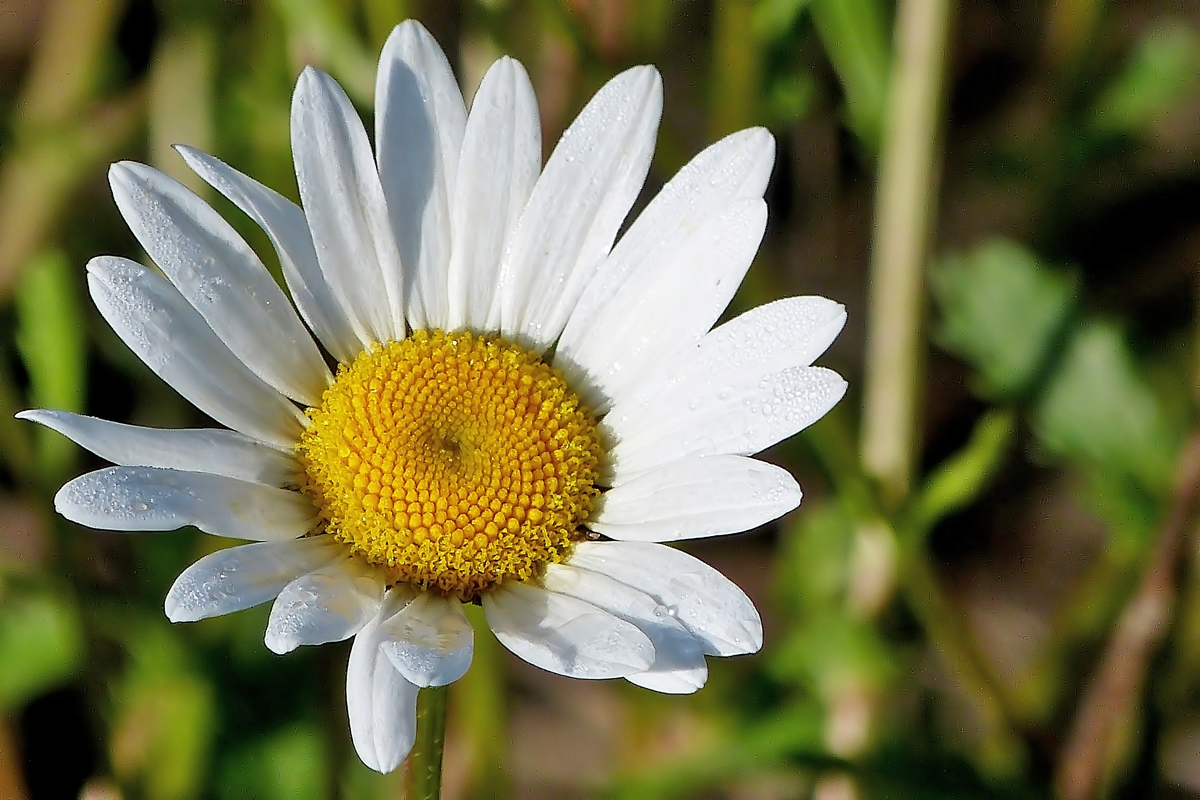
<box><xmin>14</xmin><ymin>249</ymin><xmax>86</xmax><ymax>482</ymax></box>
<box><xmin>769</xmin><ymin>614</ymin><xmax>894</xmax><ymax>691</ymax></box>
<box><xmin>766</xmin><ymin>70</ymin><xmax>817</xmax><ymax>124</ymax></box>
<box><xmin>932</xmin><ymin>239</ymin><xmax>1078</xmax><ymax>400</ymax></box>
<box><xmin>802</xmin><ymin>408</ymin><xmax>882</xmax><ymax>519</ymax></box>
<box><xmin>1078</xmin><ymin>467</ymin><xmax>1161</xmax><ymax>549</ymax></box>
<box><xmin>752</xmin><ymin>0</ymin><xmax>812</xmax><ymax>40</ymax></box>
<box><xmin>0</xmin><ymin>354</ymin><xmax>34</xmax><ymax>481</ymax></box>
<box><xmin>217</xmin><ymin>724</ymin><xmax>329</xmax><ymax>800</ymax></box>
<box><xmin>341</xmin><ymin>757</ymin><xmax>404</xmax><ymax>800</ymax></box>
<box><xmin>271</xmin><ymin>0</ymin><xmax>376</xmax><ymax>105</ymax></box>
<box><xmin>809</xmin><ymin>0</ymin><xmax>890</xmax><ymax>151</ymax></box>
<box><xmin>1090</xmin><ymin>21</ymin><xmax>1200</xmax><ymax>136</ymax></box>
<box><xmin>363</xmin><ymin>0</ymin><xmax>412</xmax><ymax>50</ymax></box>
<box><xmin>606</xmin><ymin>704</ymin><xmax>831</xmax><ymax>800</ymax></box>
<box><xmin>0</xmin><ymin>92</ymin><xmax>145</xmax><ymax>301</ymax></box>
<box><xmin>775</xmin><ymin>502</ymin><xmax>856</xmax><ymax>612</ymax></box>
<box><xmin>112</xmin><ymin>674</ymin><xmax>217</xmax><ymax>800</ymax></box>
<box><xmin>711</xmin><ymin>0</ymin><xmax>765</xmax><ymax>136</ymax></box>
<box><xmin>907</xmin><ymin>409</ymin><xmax>1017</xmax><ymax>537</ymax></box>
<box><xmin>1035</xmin><ymin>323</ymin><xmax>1179</xmax><ymax>493</ymax></box>
<box><xmin>150</xmin><ymin>28</ymin><xmax>216</xmax><ymax>194</ymax></box>
<box><xmin>107</xmin><ymin>616</ymin><xmax>216</xmax><ymax>800</ymax></box>
<box><xmin>0</xmin><ymin>585</ymin><xmax>85</xmax><ymax>710</ymax></box>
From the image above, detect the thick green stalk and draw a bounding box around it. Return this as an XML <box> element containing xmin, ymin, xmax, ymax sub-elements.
<box><xmin>860</xmin><ymin>0</ymin><xmax>953</xmax><ymax>509</ymax></box>
<box><xmin>405</xmin><ymin>685</ymin><xmax>449</xmax><ymax>800</ymax></box>
<box><xmin>856</xmin><ymin>0</ymin><xmax>1028</xmax><ymax>775</ymax></box>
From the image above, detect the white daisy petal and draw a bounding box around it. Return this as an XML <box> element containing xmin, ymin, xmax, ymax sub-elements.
<box><xmin>165</xmin><ymin>537</ymin><xmax>344</xmax><ymax>622</ymax></box>
<box><xmin>446</xmin><ymin>57</ymin><xmax>540</xmax><ymax>331</ymax></box>
<box><xmin>618</xmin><ymin>295</ymin><xmax>848</xmax><ymax>414</ymax></box>
<box><xmin>482</xmin><ymin>580</ymin><xmax>654</xmax><ymax>679</ymax></box>
<box><xmin>292</xmin><ymin>67</ymin><xmax>404</xmax><ymax>344</ymax></box>
<box><xmin>55</xmin><ymin>466</ymin><xmax>315</xmax><ymax>540</ymax></box>
<box><xmin>108</xmin><ymin>162</ymin><xmax>331</xmax><ymax>405</ymax></box>
<box><xmin>347</xmin><ymin>612</ymin><xmax>419</xmax><ymax>774</ymax></box>
<box><xmin>86</xmin><ymin>256</ymin><xmax>305</xmax><ymax>448</ymax></box>
<box><xmin>16</xmin><ymin>410</ymin><xmax>299</xmax><ymax>487</ymax></box>
<box><xmin>556</xmin><ymin>128</ymin><xmax>776</xmax><ymax>409</ymax></box>
<box><xmin>378</xmin><ymin>592</ymin><xmax>474</xmax><ymax>687</ymax></box>
<box><xmin>497</xmin><ymin>66</ymin><xmax>662</xmax><ymax>351</ymax></box>
<box><xmin>625</xmin><ymin>650</ymin><xmax>708</xmax><ymax>694</ymax></box>
<box><xmin>568</xmin><ymin>541</ymin><xmax>762</xmax><ymax>656</ymax></box>
<box><xmin>265</xmin><ymin>558</ymin><xmax>384</xmax><ymax>654</ymax></box>
<box><xmin>603</xmin><ymin>365</ymin><xmax>847</xmax><ymax>477</ymax></box>
<box><xmin>590</xmin><ymin>454</ymin><xmax>801</xmax><ymax>541</ymax></box>
<box><xmin>543</xmin><ymin>563</ymin><xmax>707</xmax><ymax>694</ymax></box>
<box><xmin>557</xmin><ymin>198</ymin><xmax>766</xmax><ymax>410</ymax></box>
<box><xmin>375</xmin><ymin>20</ymin><xmax>466</xmax><ymax>330</ymax></box>
<box><xmin>176</xmin><ymin>145</ymin><xmax>360</xmax><ymax>363</ymax></box>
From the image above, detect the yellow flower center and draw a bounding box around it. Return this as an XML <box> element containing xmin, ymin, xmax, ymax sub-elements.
<box><xmin>297</xmin><ymin>330</ymin><xmax>603</xmax><ymax>600</ymax></box>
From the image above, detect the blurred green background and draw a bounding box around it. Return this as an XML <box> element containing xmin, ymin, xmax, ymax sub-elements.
<box><xmin>2</xmin><ymin>0</ymin><xmax>1200</xmax><ymax>797</ymax></box>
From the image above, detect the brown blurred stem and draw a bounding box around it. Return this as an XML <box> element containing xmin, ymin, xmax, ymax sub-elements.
<box><xmin>0</xmin><ymin>718</ymin><xmax>28</xmax><ymax>800</ymax></box>
<box><xmin>1054</xmin><ymin>434</ymin><xmax>1200</xmax><ymax>800</ymax></box>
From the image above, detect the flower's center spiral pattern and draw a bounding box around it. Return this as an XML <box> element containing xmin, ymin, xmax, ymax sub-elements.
<box><xmin>298</xmin><ymin>330</ymin><xmax>603</xmax><ymax>600</ymax></box>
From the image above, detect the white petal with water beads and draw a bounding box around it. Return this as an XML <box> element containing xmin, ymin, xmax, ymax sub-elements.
<box><xmin>590</xmin><ymin>454</ymin><xmax>801</xmax><ymax>541</ymax></box>
<box><xmin>556</xmin><ymin>127</ymin><xmax>776</xmax><ymax>410</ymax></box>
<box><xmin>292</xmin><ymin>67</ymin><xmax>404</xmax><ymax>344</ymax></box>
<box><xmin>265</xmin><ymin>559</ymin><xmax>385</xmax><ymax>653</ymax></box>
<box><xmin>568</xmin><ymin>541</ymin><xmax>762</xmax><ymax>656</ymax></box>
<box><xmin>604</xmin><ymin>365</ymin><xmax>847</xmax><ymax>478</ymax></box>
<box><xmin>108</xmin><ymin>162</ymin><xmax>330</xmax><ymax>404</ymax></box>
<box><xmin>56</xmin><ymin>466</ymin><xmax>315</xmax><ymax>540</ymax></box>
<box><xmin>625</xmin><ymin>637</ymin><xmax>708</xmax><ymax>695</ymax></box>
<box><xmin>617</xmin><ymin>295</ymin><xmax>848</xmax><ymax>415</ymax></box>
<box><xmin>165</xmin><ymin>537</ymin><xmax>344</xmax><ymax>622</ymax></box>
<box><xmin>559</xmin><ymin>198</ymin><xmax>766</xmax><ymax>411</ymax></box>
<box><xmin>86</xmin><ymin>256</ymin><xmax>305</xmax><ymax>448</ymax></box>
<box><xmin>17</xmin><ymin>410</ymin><xmax>299</xmax><ymax>487</ymax></box>
<box><xmin>347</xmin><ymin>612</ymin><xmax>419</xmax><ymax>774</ymax></box>
<box><xmin>177</xmin><ymin>145</ymin><xmax>360</xmax><ymax>364</ymax></box>
<box><xmin>543</xmin><ymin>563</ymin><xmax>707</xmax><ymax>694</ymax></box>
<box><xmin>559</xmin><ymin>127</ymin><xmax>773</xmax><ymax>349</ymax></box>
<box><xmin>446</xmin><ymin>57</ymin><xmax>540</xmax><ymax>331</ymax></box>
<box><xmin>375</xmin><ymin>20</ymin><xmax>466</xmax><ymax>330</ymax></box>
<box><xmin>483</xmin><ymin>580</ymin><xmax>654</xmax><ymax>679</ymax></box>
<box><xmin>379</xmin><ymin>592</ymin><xmax>474</xmax><ymax>687</ymax></box>
<box><xmin>497</xmin><ymin>66</ymin><xmax>662</xmax><ymax>351</ymax></box>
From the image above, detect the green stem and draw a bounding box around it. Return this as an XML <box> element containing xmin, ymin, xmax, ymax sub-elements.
<box><xmin>860</xmin><ymin>0</ymin><xmax>953</xmax><ymax>509</ymax></box>
<box><xmin>856</xmin><ymin>0</ymin><xmax>1028</xmax><ymax>773</ymax></box>
<box><xmin>405</xmin><ymin>685</ymin><xmax>449</xmax><ymax>800</ymax></box>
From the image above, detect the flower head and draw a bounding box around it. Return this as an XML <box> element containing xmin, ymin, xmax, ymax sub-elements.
<box><xmin>20</xmin><ymin>20</ymin><xmax>846</xmax><ymax>772</ymax></box>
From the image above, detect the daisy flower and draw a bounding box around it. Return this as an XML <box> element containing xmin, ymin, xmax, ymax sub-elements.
<box><xmin>20</xmin><ymin>21</ymin><xmax>846</xmax><ymax>772</ymax></box>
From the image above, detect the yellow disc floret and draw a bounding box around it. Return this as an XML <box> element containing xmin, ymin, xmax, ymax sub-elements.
<box><xmin>297</xmin><ymin>330</ymin><xmax>603</xmax><ymax>600</ymax></box>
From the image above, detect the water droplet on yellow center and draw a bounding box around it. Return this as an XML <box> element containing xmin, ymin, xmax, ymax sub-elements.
<box><xmin>298</xmin><ymin>330</ymin><xmax>603</xmax><ymax>600</ymax></box>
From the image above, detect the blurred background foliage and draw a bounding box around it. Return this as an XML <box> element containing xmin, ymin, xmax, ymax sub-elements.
<box><xmin>1</xmin><ymin>0</ymin><xmax>1199</xmax><ymax>797</ymax></box>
